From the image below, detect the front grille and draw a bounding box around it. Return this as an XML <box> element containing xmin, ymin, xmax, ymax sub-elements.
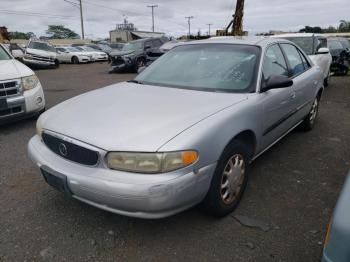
<box><xmin>0</xmin><ymin>106</ymin><xmax>22</xmax><ymax>117</ymax></box>
<box><xmin>42</xmin><ymin>133</ymin><xmax>99</xmax><ymax>166</ymax></box>
<box><xmin>27</xmin><ymin>53</ymin><xmax>54</xmax><ymax>62</ymax></box>
<box><xmin>0</xmin><ymin>80</ymin><xmax>20</xmax><ymax>98</ymax></box>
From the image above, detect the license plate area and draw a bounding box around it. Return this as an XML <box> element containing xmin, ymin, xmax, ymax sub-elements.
<box><xmin>0</xmin><ymin>98</ymin><xmax>8</xmax><ymax>110</ymax></box>
<box><xmin>41</xmin><ymin>168</ymin><xmax>72</xmax><ymax>196</ymax></box>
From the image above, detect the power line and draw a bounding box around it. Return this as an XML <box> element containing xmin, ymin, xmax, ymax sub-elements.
<box><xmin>147</xmin><ymin>5</ymin><xmax>158</xmax><ymax>32</ymax></box>
<box><xmin>0</xmin><ymin>9</ymin><xmax>78</xmax><ymax>20</ymax></box>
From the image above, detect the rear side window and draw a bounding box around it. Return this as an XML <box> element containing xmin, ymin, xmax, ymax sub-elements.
<box><xmin>262</xmin><ymin>44</ymin><xmax>288</xmax><ymax>79</ymax></box>
<box><xmin>153</xmin><ymin>39</ymin><xmax>163</xmax><ymax>47</ymax></box>
<box><xmin>281</xmin><ymin>44</ymin><xmax>305</xmax><ymax>77</ymax></box>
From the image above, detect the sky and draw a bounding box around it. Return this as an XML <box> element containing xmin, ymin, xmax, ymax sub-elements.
<box><xmin>1</xmin><ymin>0</ymin><xmax>350</xmax><ymax>39</ymax></box>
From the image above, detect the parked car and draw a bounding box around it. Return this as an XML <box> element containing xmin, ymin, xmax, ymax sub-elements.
<box><xmin>108</xmin><ymin>43</ymin><xmax>125</xmax><ymax>51</ymax></box>
<box><xmin>74</xmin><ymin>46</ymin><xmax>108</xmax><ymax>62</ymax></box>
<box><xmin>23</xmin><ymin>39</ymin><xmax>59</xmax><ymax>69</ymax></box>
<box><xmin>328</xmin><ymin>38</ymin><xmax>349</xmax><ymax>76</ymax></box>
<box><xmin>28</xmin><ymin>37</ymin><xmax>324</xmax><ymax>219</ymax></box>
<box><xmin>0</xmin><ymin>44</ymin><xmax>45</xmax><ymax>123</ymax></box>
<box><xmin>55</xmin><ymin>46</ymin><xmax>92</xmax><ymax>64</ymax></box>
<box><xmin>109</xmin><ymin>37</ymin><xmax>165</xmax><ymax>73</ymax></box>
<box><xmin>272</xmin><ymin>33</ymin><xmax>332</xmax><ymax>86</ymax></box>
<box><xmin>322</xmin><ymin>171</ymin><xmax>350</xmax><ymax>262</ymax></box>
<box><xmin>2</xmin><ymin>43</ymin><xmax>25</xmax><ymax>60</ymax></box>
<box><xmin>146</xmin><ymin>40</ymin><xmax>186</xmax><ymax>65</ymax></box>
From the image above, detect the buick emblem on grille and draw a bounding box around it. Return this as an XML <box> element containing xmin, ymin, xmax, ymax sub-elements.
<box><xmin>58</xmin><ymin>143</ymin><xmax>68</xmax><ymax>157</ymax></box>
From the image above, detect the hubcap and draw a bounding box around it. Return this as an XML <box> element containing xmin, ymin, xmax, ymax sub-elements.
<box><xmin>220</xmin><ymin>154</ymin><xmax>245</xmax><ymax>205</ymax></box>
<box><xmin>309</xmin><ymin>99</ymin><xmax>318</xmax><ymax>123</ymax></box>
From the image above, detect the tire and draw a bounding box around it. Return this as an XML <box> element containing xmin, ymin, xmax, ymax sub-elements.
<box><xmin>324</xmin><ymin>69</ymin><xmax>331</xmax><ymax>87</ymax></box>
<box><xmin>72</xmin><ymin>56</ymin><xmax>79</xmax><ymax>64</ymax></box>
<box><xmin>54</xmin><ymin>59</ymin><xmax>60</xmax><ymax>69</ymax></box>
<box><xmin>300</xmin><ymin>97</ymin><xmax>319</xmax><ymax>131</ymax></box>
<box><xmin>202</xmin><ymin>140</ymin><xmax>250</xmax><ymax>217</ymax></box>
<box><xmin>135</xmin><ymin>57</ymin><xmax>146</xmax><ymax>72</ymax></box>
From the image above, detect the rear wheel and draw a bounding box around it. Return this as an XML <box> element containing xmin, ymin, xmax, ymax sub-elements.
<box><xmin>54</xmin><ymin>59</ymin><xmax>60</xmax><ymax>69</ymax></box>
<box><xmin>300</xmin><ymin>97</ymin><xmax>319</xmax><ymax>131</ymax></box>
<box><xmin>72</xmin><ymin>56</ymin><xmax>79</xmax><ymax>64</ymax></box>
<box><xmin>202</xmin><ymin>140</ymin><xmax>250</xmax><ymax>217</ymax></box>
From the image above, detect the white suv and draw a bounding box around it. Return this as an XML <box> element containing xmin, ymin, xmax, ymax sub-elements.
<box><xmin>0</xmin><ymin>44</ymin><xmax>45</xmax><ymax>123</ymax></box>
<box><xmin>272</xmin><ymin>33</ymin><xmax>332</xmax><ymax>86</ymax></box>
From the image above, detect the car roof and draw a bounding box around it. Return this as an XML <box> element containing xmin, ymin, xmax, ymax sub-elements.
<box><xmin>181</xmin><ymin>36</ymin><xmax>290</xmax><ymax>48</ymax></box>
<box><xmin>271</xmin><ymin>33</ymin><xmax>325</xmax><ymax>38</ymax></box>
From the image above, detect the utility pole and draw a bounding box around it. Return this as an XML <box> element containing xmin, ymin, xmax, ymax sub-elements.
<box><xmin>207</xmin><ymin>23</ymin><xmax>213</xmax><ymax>36</ymax></box>
<box><xmin>79</xmin><ymin>0</ymin><xmax>85</xmax><ymax>39</ymax></box>
<box><xmin>231</xmin><ymin>0</ymin><xmax>245</xmax><ymax>36</ymax></box>
<box><xmin>147</xmin><ymin>5</ymin><xmax>158</xmax><ymax>32</ymax></box>
<box><xmin>185</xmin><ymin>16</ymin><xmax>194</xmax><ymax>39</ymax></box>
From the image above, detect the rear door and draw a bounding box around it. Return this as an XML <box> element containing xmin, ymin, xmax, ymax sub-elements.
<box><xmin>280</xmin><ymin>43</ymin><xmax>316</xmax><ymax>121</ymax></box>
<box><xmin>259</xmin><ymin>44</ymin><xmax>298</xmax><ymax>149</ymax></box>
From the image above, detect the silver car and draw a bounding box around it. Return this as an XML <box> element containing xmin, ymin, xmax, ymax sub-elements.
<box><xmin>28</xmin><ymin>37</ymin><xmax>324</xmax><ymax>219</ymax></box>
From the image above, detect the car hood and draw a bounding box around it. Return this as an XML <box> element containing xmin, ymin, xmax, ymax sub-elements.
<box><xmin>110</xmin><ymin>50</ymin><xmax>135</xmax><ymax>57</ymax></box>
<box><xmin>26</xmin><ymin>48</ymin><xmax>56</xmax><ymax>59</ymax></box>
<box><xmin>0</xmin><ymin>59</ymin><xmax>33</xmax><ymax>80</ymax></box>
<box><xmin>41</xmin><ymin>82</ymin><xmax>247</xmax><ymax>152</ymax></box>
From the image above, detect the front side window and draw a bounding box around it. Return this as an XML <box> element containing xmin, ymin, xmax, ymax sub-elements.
<box><xmin>316</xmin><ymin>38</ymin><xmax>327</xmax><ymax>50</ymax></box>
<box><xmin>0</xmin><ymin>45</ymin><xmax>11</xmax><ymax>60</ymax></box>
<box><xmin>281</xmin><ymin>44</ymin><xmax>305</xmax><ymax>76</ymax></box>
<box><xmin>122</xmin><ymin>42</ymin><xmax>143</xmax><ymax>51</ymax></box>
<box><xmin>135</xmin><ymin>44</ymin><xmax>260</xmax><ymax>93</ymax></box>
<box><xmin>262</xmin><ymin>44</ymin><xmax>288</xmax><ymax>79</ymax></box>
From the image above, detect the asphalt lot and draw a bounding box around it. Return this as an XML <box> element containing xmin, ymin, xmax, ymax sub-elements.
<box><xmin>1</xmin><ymin>62</ymin><xmax>349</xmax><ymax>262</ymax></box>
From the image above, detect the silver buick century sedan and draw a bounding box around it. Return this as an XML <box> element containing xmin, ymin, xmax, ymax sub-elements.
<box><xmin>28</xmin><ymin>37</ymin><xmax>324</xmax><ymax>219</ymax></box>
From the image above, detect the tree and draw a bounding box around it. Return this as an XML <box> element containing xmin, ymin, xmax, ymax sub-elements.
<box><xmin>46</xmin><ymin>25</ymin><xmax>80</xmax><ymax>39</ymax></box>
<box><xmin>8</xmin><ymin>31</ymin><xmax>35</xmax><ymax>39</ymax></box>
<box><xmin>339</xmin><ymin>20</ymin><xmax>350</xmax><ymax>32</ymax></box>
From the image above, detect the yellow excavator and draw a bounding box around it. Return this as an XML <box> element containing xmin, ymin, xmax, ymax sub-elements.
<box><xmin>225</xmin><ymin>0</ymin><xmax>245</xmax><ymax>36</ymax></box>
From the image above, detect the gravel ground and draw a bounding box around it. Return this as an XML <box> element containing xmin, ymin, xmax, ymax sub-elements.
<box><xmin>0</xmin><ymin>63</ymin><xmax>349</xmax><ymax>262</ymax></box>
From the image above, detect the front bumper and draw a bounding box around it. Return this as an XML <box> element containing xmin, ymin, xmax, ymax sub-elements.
<box><xmin>23</xmin><ymin>58</ymin><xmax>55</xmax><ymax>68</ymax></box>
<box><xmin>28</xmin><ymin>135</ymin><xmax>216</xmax><ymax>219</ymax></box>
<box><xmin>0</xmin><ymin>83</ymin><xmax>45</xmax><ymax>123</ymax></box>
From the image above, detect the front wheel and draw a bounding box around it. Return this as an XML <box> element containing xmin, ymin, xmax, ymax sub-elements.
<box><xmin>72</xmin><ymin>56</ymin><xmax>79</xmax><ymax>64</ymax></box>
<box><xmin>324</xmin><ymin>69</ymin><xmax>331</xmax><ymax>87</ymax></box>
<box><xmin>202</xmin><ymin>140</ymin><xmax>250</xmax><ymax>217</ymax></box>
<box><xmin>300</xmin><ymin>97</ymin><xmax>319</xmax><ymax>131</ymax></box>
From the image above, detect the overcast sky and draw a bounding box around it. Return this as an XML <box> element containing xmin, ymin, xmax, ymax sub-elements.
<box><xmin>1</xmin><ymin>0</ymin><xmax>350</xmax><ymax>39</ymax></box>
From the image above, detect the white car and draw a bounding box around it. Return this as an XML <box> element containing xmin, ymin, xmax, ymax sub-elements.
<box><xmin>23</xmin><ymin>39</ymin><xmax>59</xmax><ymax>69</ymax></box>
<box><xmin>0</xmin><ymin>44</ymin><xmax>45</xmax><ymax>123</ymax></box>
<box><xmin>55</xmin><ymin>46</ymin><xmax>91</xmax><ymax>64</ymax></box>
<box><xmin>74</xmin><ymin>46</ymin><xmax>108</xmax><ymax>62</ymax></box>
<box><xmin>272</xmin><ymin>33</ymin><xmax>332</xmax><ymax>86</ymax></box>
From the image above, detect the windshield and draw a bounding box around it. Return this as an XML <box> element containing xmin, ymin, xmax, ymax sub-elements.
<box><xmin>283</xmin><ymin>37</ymin><xmax>314</xmax><ymax>55</ymax></box>
<box><xmin>135</xmin><ymin>44</ymin><xmax>260</xmax><ymax>93</ymax></box>
<box><xmin>28</xmin><ymin>41</ymin><xmax>56</xmax><ymax>52</ymax></box>
<box><xmin>0</xmin><ymin>45</ymin><xmax>11</xmax><ymax>60</ymax></box>
<box><xmin>122</xmin><ymin>42</ymin><xmax>143</xmax><ymax>52</ymax></box>
<box><xmin>67</xmin><ymin>47</ymin><xmax>80</xmax><ymax>52</ymax></box>
<box><xmin>329</xmin><ymin>40</ymin><xmax>344</xmax><ymax>50</ymax></box>
<box><xmin>339</xmin><ymin>39</ymin><xmax>350</xmax><ymax>49</ymax></box>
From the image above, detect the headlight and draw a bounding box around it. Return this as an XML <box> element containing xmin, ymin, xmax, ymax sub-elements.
<box><xmin>21</xmin><ymin>75</ymin><xmax>39</xmax><ymax>91</ymax></box>
<box><xmin>106</xmin><ymin>151</ymin><xmax>198</xmax><ymax>173</ymax></box>
<box><xmin>36</xmin><ymin>117</ymin><xmax>43</xmax><ymax>137</ymax></box>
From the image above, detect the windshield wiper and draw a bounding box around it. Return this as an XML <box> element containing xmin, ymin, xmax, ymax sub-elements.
<box><xmin>128</xmin><ymin>80</ymin><xmax>144</xmax><ymax>85</ymax></box>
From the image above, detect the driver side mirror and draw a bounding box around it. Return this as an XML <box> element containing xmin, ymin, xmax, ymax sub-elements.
<box><xmin>316</xmin><ymin>47</ymin><xmax>330</xmax><ymax>55</ymax></box>
<box><xmin>260</xmin><ymin>75</ymin><xmax>293</xmax><ymax>93</ymax></box>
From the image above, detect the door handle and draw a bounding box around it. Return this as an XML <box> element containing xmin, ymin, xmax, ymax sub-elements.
<box><xmin>290</xmin><ymin>92</ymin><xmax>296</xmax><ymax>99</ymax></box>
